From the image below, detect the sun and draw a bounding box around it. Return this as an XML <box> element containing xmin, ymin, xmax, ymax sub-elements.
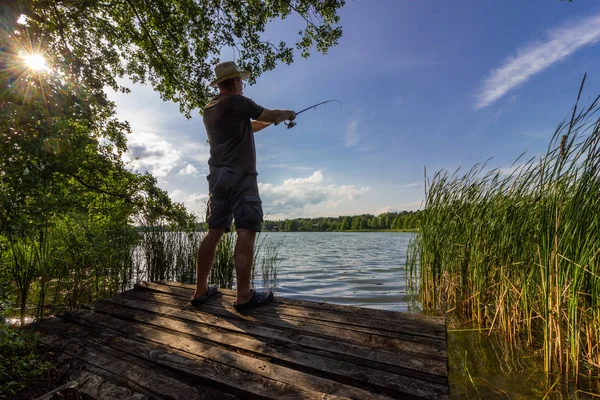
<box><xmin>23</xmin><ymin>53</ymin><xmax>48</xmax><ymax>71</ymax></box>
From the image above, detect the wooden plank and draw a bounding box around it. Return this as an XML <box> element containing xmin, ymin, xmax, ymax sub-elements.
<box><xmin>30</xmin><ymin>317</ymin><xmax>233</xmax><ymax>400</ymax></box>
<box><xmin>128</xmin><ymin>289</ymin><xmax>447</xmax><ymax>359</ymax></box>
<box><xmin>123</xmin><ymin>288</ymin><xmax>446</xmax><ymax>358</ymax></box>
<box><xmin>69</xmin><ymin>371</ymin><xmax>150</xmax><ymax>400</ymax></box>
<box><xmin>83</xmin><ymin>299</ymin><xmax>449</xmax><ymax>399</ymax></box>
<box><xmin>156</xmin><ymin>280</ymin><xmax>445</xmax><ymax>325</ymax></box>
<box><xmin>35</xmin><ymin>314</ymin><xmax>349</xmax><ymax>400</ymax></box>
<box><xmin>40</xmin><ymin>370</ymin><xmax>149</xmax><ymax>400</ymax></box>
<box><xmin>69</xmin><ymin>309</ymin><xmax>412</xmax><ymax>400</ymax></box>
<box><xmin>61</xmin><ymin>310</ymin><xmax>395</xmax><ymax>400</ymax></box>
<box><xmin>143</xmin><ymin>281</ymin><xmax>446</xmax><ymax>341</ymax></box>
<box><xmin>94</xmin><ymin>293</ymin><xmax>448</xmax><ymax>377</ymax></box>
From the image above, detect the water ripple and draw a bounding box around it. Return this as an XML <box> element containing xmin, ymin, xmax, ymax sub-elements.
<box><xmin>257</xmin><ymin>232</ymin><xmax>417</xmax><ymax>312</ymax></box>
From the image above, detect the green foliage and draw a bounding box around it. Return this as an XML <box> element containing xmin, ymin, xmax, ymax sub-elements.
<box><xmin>263</xmin><ymin>211</ymin><xmax>422</xmax><ymax>232</ymax></box>
<box><xmin>0</xmin><ymin>6</ymin><xmax>200</xmax><ymax>325</ymax></box>
<box><xmin>5</xmin><ymin>0</ymin><xmax>345</xmax><ymax>117</ymax></box>
<box><xmin>0</xmin><ymin>279</ymin><xmax>51</xmax><ymax>397</ymax></box>
<box><xmin>0</xmin><ymin>326</ymin><xmax>51</xmax><ymax>397</ymax></box>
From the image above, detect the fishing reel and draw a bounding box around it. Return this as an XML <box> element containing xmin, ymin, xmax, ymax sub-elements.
<box><xmin>275</xmin><ymin>100</ymin><xmax>341</xmax><ymax>130</ymax></box>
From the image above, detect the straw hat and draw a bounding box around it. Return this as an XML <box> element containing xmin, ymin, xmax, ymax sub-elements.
<box><xmin>209</xmin><ymin>61</ymin><xmax>250</xmax><ymax>87</ymax></box>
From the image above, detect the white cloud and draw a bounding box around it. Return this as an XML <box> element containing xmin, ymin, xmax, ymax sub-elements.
<box><xmin>180</xmin><ymin>142</ymin><xmax>210</xmax><ymax>165</ymax></box>
<box><xmin>124</xmin><ymin>132</ymin><xmax>180</xmax><ymax>177</ymax></box>
<box><xmin>401</xmin><ymin>182</ymin><xmax>422</xmax><ymax>189</ymax></box>
<box><xmin>166</xmin><ymin>189</ymin><xmax>209</xmax><ymax>217</ymax></box>
<box><xmin>344</xmin><ymin>119</ymin><xmax>360</xmax><ymax>147</ymax></box>
<box><xmin>476</xmin><ymin>13</ymin><xmax>600</xmax><ymax>109</ymax></box>
<box><xmin>170</xmin><ymin>189</ymin><xmax>182</xmax><ymax>201</ymax></box>
<box><xmin>282</xmin><ymin>170</ymin><xmax>324</xmax><ymax>185</ymax></box>
<box><xmin>263</xmin><ymin>164</ymin><xmax>315</xmax><ymax>171</ymax></box>
<box><xmin>258</xmin><ymin>170</ymin><xmax>369</xmax><ymax>218</ymax></box>
<box><xmin>184</xmin><ymin>193</ymin><xmax>209</xmax><ymax>205</ymax></box>
<box><xmin>376</xmin><ymin>201</ymin><xmax>422</xmax><ymax>214</ymax></box>
<box><xmin>178</xmin><ymin>163</ymin><xmax>199</xmax><ymax>176</ymax></box>
<box><xmin>123</xmin><ymin>131</ymin><xmax>209</xmax><ymax>178</ymax></box>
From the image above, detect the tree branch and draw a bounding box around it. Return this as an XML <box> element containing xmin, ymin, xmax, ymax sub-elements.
<box><xmin>66</xmin><ymin>172</ymin><xmax>139</xmax><ymax>206</ymax></box>
<box><xmin>122</xmin><ymin>0</ymin><xmax>192</xmax><ymax>101</ymax></box>
<box><xmin>283</xmin><ymin>0</ymin><xmax>319</xmax><ymax>30</ymax></box>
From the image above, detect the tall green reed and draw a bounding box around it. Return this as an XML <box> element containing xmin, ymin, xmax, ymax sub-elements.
<box><xmin>257</xmin><ymin>238</ymin><xmax>282</xmax><ymax>289</ymax></box>
<box><xmin>408</xmin><ymin>75</ymin><xmax>600</xmax><ymax>377</ymax></box>
<box><xmin>137</xmin><ymin>221</ymin><xmax>202</xmax><ymax>284</ymax></box>
<box><xmin>1</xmin><ymin>212</ymin><xmax>142</xmax><ymax>324</ymax></box>
<box><xmin>2</xmin><ymin>205</ymin><xmax>281</xmax><ymax>324</ymax></box>
<box><xmin>210</xmin><ymin>231</ymin><xmax>236</xmax><ymax>288</ymax></box>
<box><xmin>209</xmin><ymin>231</ymin><xmax>282</xmax><ymax>289</ymax></box>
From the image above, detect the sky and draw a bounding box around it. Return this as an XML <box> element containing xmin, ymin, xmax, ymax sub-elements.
<box><xmin>106</xmin><ymin>0</ymin><xmax>600</xmax><ymax>221</ymax></box>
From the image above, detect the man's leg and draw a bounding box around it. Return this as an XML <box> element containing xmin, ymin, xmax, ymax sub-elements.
<box><xmin>234</xmin><ymin>228</ymin><xmax>256</xmax><ymax>305</ymax></box>
<box><xmin>192</xmin><ymin>228</ymin><xmax>224</xmax><ymax>300</ymax></box>
<box><xmin>230</xmin><ymin>172</ymin><xmax>270</xmax><ymax>308</ymax></box>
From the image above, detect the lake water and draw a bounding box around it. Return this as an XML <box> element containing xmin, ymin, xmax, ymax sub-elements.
<box><xmin>256</xmin><ymin>231</ymin><xmax>419</xmax><ymax>312</ymax></box>
<box><xmin>255</xmin><ymin>231</ymin><xmax>600</xmax><ymax>399</ymax></box>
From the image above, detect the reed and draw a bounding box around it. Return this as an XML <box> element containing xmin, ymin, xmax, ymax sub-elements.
<box><xmin>258</xmin><ymin>239</ymin><xmax>283</xmax><ymax>289</ymax></box>
<box><xmin>137</xmin><ymin>223</ymin><xmax>202</xmax><ymax>284</ymax></box>
<box><xmin>210</xmin><ymin>231</ymin><xmax>282</xmax><ymax>289</ymax></box>
<box><xmin>210</xmin><ymin>231</ymin><xmax>236</xmax><ymax>288</ymax></box>
<box><xmin>408</xmin><ymin>76</ymin><xmax>600</xmax><ymax>376</ymax></box>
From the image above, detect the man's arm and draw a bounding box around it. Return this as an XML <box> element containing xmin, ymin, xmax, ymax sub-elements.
<box><xmin>251</xmin><ymin>120</ymin><xmax>271</xmax><ymax>133</ymax></box>
<box><xmin>255</xmin><ymin>108</ymin><xmax>296</xmax><ymax>125</ymax></box>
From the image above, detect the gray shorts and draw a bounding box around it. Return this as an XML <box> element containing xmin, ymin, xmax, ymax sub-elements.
<box><xmin>205</xmin><ymin>167</ymin><xmax>263</xmax><ymax>232</ymax></box>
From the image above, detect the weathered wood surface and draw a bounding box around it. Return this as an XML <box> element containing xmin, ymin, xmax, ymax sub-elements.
<box><xmin>29</xmin><ymin>281</ymin><xmax>449</xmax><ymax>400</ymax></box>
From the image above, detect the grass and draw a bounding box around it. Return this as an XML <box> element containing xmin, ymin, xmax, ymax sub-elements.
<box><xmin>407</xmin><ymin>75</ymin><xmax>600</xmax><ymax>378</ymax></box>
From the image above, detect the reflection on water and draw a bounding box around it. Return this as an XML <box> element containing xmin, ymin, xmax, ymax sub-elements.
<box><xmin>257</xmin><ymin>231</ymin><xmax>420</xmax><ymax>312</ymax></box>
<box><xmin>448</xmin><ymin>323</ymin><xmax>600</xmax><ymax>399</ymax></box>
<box><xmin>7</xmin><ymin>317</ymin><xmax>35</xmax><ymax>326</ymax></box>
<box><xmin>257</xmin><ymin>232</ymin><xmax>600</xmax><ymax>399</ymax></box>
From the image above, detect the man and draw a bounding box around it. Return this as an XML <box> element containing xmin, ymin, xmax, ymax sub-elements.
<box><xmin>190</xmin><ymin>61</ymin><xmax>295</xmax><ymax>311</ymax></box>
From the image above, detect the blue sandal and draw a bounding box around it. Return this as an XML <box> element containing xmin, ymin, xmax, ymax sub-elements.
<box><xmin>234</xmin><ymin>289</ymin><xmax>274</xmax><ymax>311</ymax></box>
<box><xmin>190</xmin><ymin>285</ymin><xmax>218</xmax><ymax>305</ymax></box>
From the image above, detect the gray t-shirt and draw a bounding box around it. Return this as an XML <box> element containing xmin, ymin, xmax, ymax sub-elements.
<box><xmin>203</xmin><ymin>94</ymin><xmax>264</xmax><ymax>175</ymax></box>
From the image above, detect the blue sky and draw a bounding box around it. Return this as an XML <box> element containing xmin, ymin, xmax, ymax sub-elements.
<box><xmin>107</xmin><ymin>0</ymin><xmax>600</xmax><ymax>220</ymax></box>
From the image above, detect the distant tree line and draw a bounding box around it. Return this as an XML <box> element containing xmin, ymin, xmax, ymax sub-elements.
<box><xmin>262</xmin><ymin>211</ymin><xmax>422</xmax><ymax>232</ymax></box>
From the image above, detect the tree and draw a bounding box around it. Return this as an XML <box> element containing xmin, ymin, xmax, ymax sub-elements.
<box><xmin>340</xmin><ymin>216</ymin><xmax>351</xmax><ymax>230</ymax></box>
<box><xmin>360</xmin><ymin>218</ymin><xmax>369</xmax><ymax>230</ymax></box>
<box><xmin>1</xmin><ymin>8</ymin><xmax>198</xmax><ymax>323</ymax></box>
<box><xmin>4</xmin><ymin>0</ymin><xmax>345</xmax><ymax>118</ymax></box>
<box><xmin>318</xmin><ymin>220</ymin><xmax>329</xmax><ymax>231</ymax></box>
<box><xmin>285</xmin><ymin>220</ymin><xmax>299</xmax><ymax>232</ymax></box>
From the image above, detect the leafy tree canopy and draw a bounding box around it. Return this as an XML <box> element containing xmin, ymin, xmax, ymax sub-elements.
<box><xmin>3</xmin><ymin>0</ymin><xmax>345</xmax><ymax>118</ymax></box>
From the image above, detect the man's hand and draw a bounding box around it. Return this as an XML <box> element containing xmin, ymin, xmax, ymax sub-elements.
<box><xmin>275</xmin><ymin>110</ymin><xmax>296</xmax><ymax>125</ymax></box>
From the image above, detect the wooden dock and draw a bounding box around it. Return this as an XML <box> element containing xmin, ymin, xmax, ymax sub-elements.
<box><xmin>29</xmin><ymin>281</ymin><xmax>449</xmax><ymax>399</ymax></box>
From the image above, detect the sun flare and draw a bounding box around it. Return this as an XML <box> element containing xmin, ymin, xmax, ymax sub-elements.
<box><xmin>23</xmin><ymin>53</ymin><xmax>48</xmax><ymax>71</ymax></box>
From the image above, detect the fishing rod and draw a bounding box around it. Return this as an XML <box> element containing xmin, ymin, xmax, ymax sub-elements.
<box><xmin>276</xmin><ymin>99</ymin><xmax>342</xmax><ymax>129</ymax></box>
